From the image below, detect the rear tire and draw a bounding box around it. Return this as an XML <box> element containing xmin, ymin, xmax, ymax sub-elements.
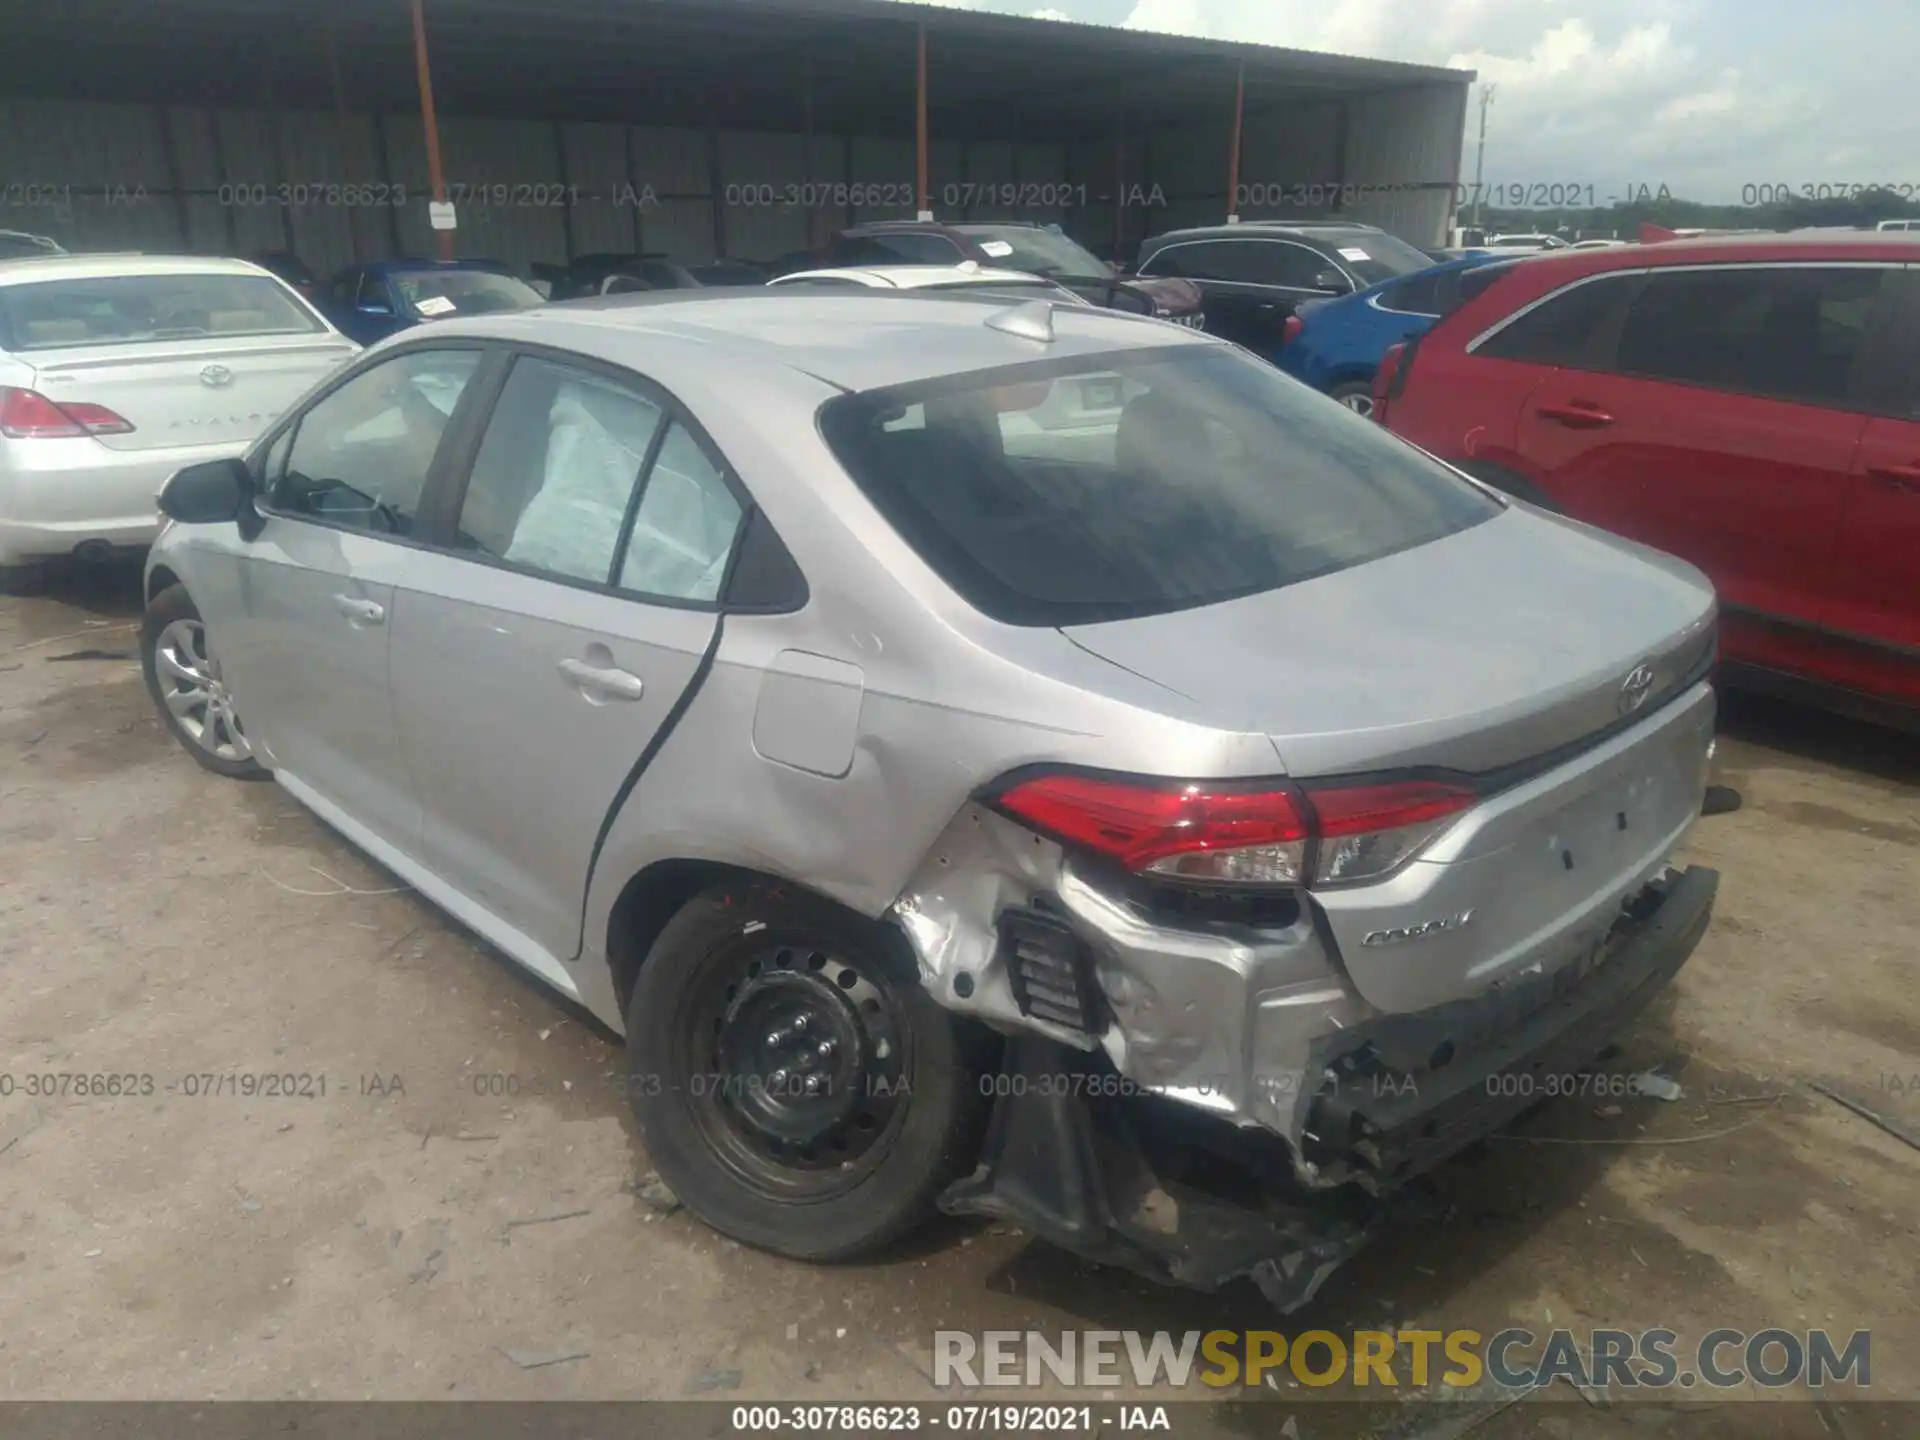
<box><xmin>141</xmin><ymin>583</ymin><xmax>269</xmax><ymax>780</ymax></box>
<box><xmin>626</xmin><ymin>879</ymin><xmax>987</xmax><ymax>1261</ymax></box>
<box><xmin>1329</xmin><ymin>380</ymin><xmax>1376</xmax><ymax>418</ymax></box>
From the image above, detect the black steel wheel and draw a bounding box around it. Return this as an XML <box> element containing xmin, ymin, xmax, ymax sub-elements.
<box><xmin>626</xmin><ymin>879</ymin><xmax>988</xmax><ymax>1260</ymax></box>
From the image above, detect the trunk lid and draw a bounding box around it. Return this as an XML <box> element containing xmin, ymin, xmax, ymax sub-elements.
<box><xmin>1060</xmin><ymin>506</ymin><xmax>1717</xmax><ymax>779</ymax></box>
<box><xmin>28</xmin><ymin>334</ymin><xmax>356</xmax><ymax>452</ymax></box>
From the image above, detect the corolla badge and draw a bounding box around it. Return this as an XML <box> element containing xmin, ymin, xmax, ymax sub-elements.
<box><xmin>199</xmin><ymin>363</ymin><xmax>234</xmax><ymax>388</ymax></box>
<box><xmin>1617</xmin><ymin>662</ymin><xmax>1658</xmax><ymax>715</ymax></box>
<box><xmin>1362</xmin><ymin>910</ymin><xmax>1474</xmax><ymax>947</ymax></box>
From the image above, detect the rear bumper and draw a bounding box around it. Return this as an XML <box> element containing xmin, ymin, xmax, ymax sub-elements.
<box><xmin>1305</xmin><ymin>864</ymin><xmax>1716</xmax><ymax>1190</ymax></box>
<box><xmin>0</xmin><ymin>437</ymin><xmax>245</xmax><ymax>563</ymax></box>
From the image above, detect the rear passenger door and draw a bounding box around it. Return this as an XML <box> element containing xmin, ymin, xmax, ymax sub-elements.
<box><xmin>1510</xmin><ymin>263</ymin><xmax>1887</xmax><ymax>631</ymax></box>
<box><xmin>388</xmin><ymin>351</ymin><xmax>746</xmax><ymax>968</ymax></box>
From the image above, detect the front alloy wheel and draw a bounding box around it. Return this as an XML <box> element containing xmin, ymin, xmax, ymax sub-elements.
<box><xmin>142</xmin><ymin>583</ymin><xmax>267</xmax><ymax>779</ymax></box>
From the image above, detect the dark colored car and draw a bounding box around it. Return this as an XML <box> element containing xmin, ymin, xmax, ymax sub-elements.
<box><xmin>1133</xmin><ymin>222</ymin><xmax>1440</xmax><ymax>357</ymax></box>
<box><xmin>317</xmin><ymin>260</ymin><xmax>544</xmax><ymax>345</ymax></box>
<box><xmin>1375</xmin><ymin>231</ymin><xmax>1920</xmax><ymax>727</ymax></box>
<box><xmin>820</xmin><ymin>221</ymin><xmax>1205</xmax><ymax>327</ymax></box>
<box><xmin>537</xmin><ymin>254</ymin><xmax>767</xmax><ymax>300</ymax></box>
<box><xmin>1276</xmin><ymin>253</ymin><xmax>1511</xmax><ymax>414</ymax></box>
<box><xmin>253</xmin><ymin>251</ymin><xmax>320</xmax><ymax>301</ymax></box>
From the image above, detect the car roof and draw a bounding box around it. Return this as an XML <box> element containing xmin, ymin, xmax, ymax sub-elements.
<box><xmin>774</xmin><ymin>264</ymin><xmax>1053</xmax><ymax>289</ymax></box>
<box><xmin>1491</xmin><ymin>229</ymin><xmax>1920</xmax><ymax>276</ymax></box>
<box><xmin>1140</xmin><ymin>221</ymin><xmax>1384</xmax><ymax>246</ymax></box>
<box><xmin>0</xmin><ymin>253</ymin><xmax>273</xmax><ymax>287</ymax></box>
<box><xmin>433</xmin><ymin>288</ymin><xmax>1214</xmax><ymax>392</ymax></box>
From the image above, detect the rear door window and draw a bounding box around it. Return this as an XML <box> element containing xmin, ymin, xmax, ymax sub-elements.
<box><xmin>0</xmin><ymin>272</ymin><xmax>322</xmax><ymax>350</ymax></box>
<box><xmin>819</xmin><ymin>345</ymin><xmax>1497</xmax><ymax>625</ymax></box>
<box><xmin>1613</xmin><ymin>265</ymin><xmax>1889</xmax><ymax>408</ymax></box>
<box><xmin>1474</xmin><ymin>274</ymin><xmax>1635</xmax><ymax>368</ymax></box>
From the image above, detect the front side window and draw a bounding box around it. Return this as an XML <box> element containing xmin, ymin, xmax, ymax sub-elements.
<box><xmin>1613</xmin><ymin>265</ymin><xmax>1886</xmax><ymax>408</ymax></box>
<box><xmin>271</xmin><ymin>349</ymin><xmax>481</xmax><ymax>535</ymax></box>
<box><xmin>819</xmin><ymin>344</ymin><xmax>1497</xmax><ymax>626</ymax></box>
<box><xmin>455</xmin><ymin>356</ymin><xmax>665</xmax><ymax>584</ymax></box>
<box><xmin>0</xmin><ymin>272</ymin><xmax>323</xmax><ymax>351</ymax></box>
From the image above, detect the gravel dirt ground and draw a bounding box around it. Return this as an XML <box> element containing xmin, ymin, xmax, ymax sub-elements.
<box><xmin>1</xmin><ymin>565</ymin><xmax>1915</xmax><ymax>1432</ymax></box>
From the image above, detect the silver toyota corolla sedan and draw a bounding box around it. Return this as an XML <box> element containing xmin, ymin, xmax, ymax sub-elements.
<box><xmin>141</xmin><ymin>288</ymin><xmax>1719</xmax><ymax>1310</ymax></box>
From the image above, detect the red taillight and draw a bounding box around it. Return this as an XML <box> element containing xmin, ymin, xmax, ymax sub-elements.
<box><xmin>995</xmin><ymin>772</ymin><xmax>1477</xmax><ymax>888</ymax></box>
<box><xmin>0</xmin><ymin>387</ymin><xmax>135</xmax><ymax>439</ymax></box>
<box><xmin>1372</xmin><ymin>344</ymin><xmax>1406</xmax><ymax>426</ymax></box>
<box><xmin>1280</xmin><ymin>315</ymin><xmax>1304</xmax><ymax>347</ymax></box>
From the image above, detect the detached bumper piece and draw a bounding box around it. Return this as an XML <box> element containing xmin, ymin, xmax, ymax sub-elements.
<box><xmin>1308</xmin><ymin>865</ymin><xmax>1719</xmax><ymax>1192</ymax></box>
<box><xmin>939</xmin><ymin>1033</ymin><xmax>1390</xmax><ymax>1315</ymax></box>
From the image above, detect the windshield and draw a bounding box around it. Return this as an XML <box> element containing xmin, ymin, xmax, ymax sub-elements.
<box><xmin>1328</xmin><ymin>231</ymin><xmax>1445</xmax><ymax>286</ymax></box>
<box><xmin>819</xmin><ymin>344</ymin><xmax>1497</xmax><ymax>626</ymax></box>
<box><xmin>391</xmin><ymin>269</ymin><xmax>543</xmax><ymax>319</ymax></box>
<box><xmin>953</xmin><ymin>226</ymin><xmax>1110</xmax><ymax>280</ymax></box>
<box><xmin>0</xmin><ymin>272</ymin><xmax>322</xmax><ymax>350</ymax></box>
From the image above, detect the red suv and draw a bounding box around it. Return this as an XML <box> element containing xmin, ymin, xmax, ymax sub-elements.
<box><xmin>1376</xmin><ymin>233</ymin><xmax>1920</xmax><ymax>727</ymax></box>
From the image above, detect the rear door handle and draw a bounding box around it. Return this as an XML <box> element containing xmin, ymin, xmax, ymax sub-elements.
<box><xmin>1866</xmin><ymin>463</ymin><xmax>1920</xmax><ymax>493</ymax></box>
<box><xmin>558</xmin><ymin>657</ymin><xmax>645</xmax><ymax>702</ymax></box>
<box><xmin>331</xmin><ymin>593</ymin><xmax>385</xmax><ymax>625</ymax></box>
<box><xmin>1535</xmin><ymin>402</ymin><xmax>1615</xmax><ymax>429</ymax></box>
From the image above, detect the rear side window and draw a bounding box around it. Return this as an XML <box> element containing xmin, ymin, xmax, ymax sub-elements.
<box><xmin>0</xmin><ymin>272</ymin><xmax>322</xmax><ymax>351</ymax></box>
<box><xmin>1475</xmin><ymin>273</ymin><xmax>1633</xmax><ymax>367</ymax></box>
<box><xmin>819</xmin><ymin>345</ymin><xmax>1498</xmax><ymax>626</ymax></box>
<box><xmin>1380</xmin><ymin>271</ymin><xmax>1445</xmax><ymax>315</ymax></box>
<box><xmin>1613</xmin><ymin>265</ymin><xmax>1887</xmax><ymax>408</ymax></box>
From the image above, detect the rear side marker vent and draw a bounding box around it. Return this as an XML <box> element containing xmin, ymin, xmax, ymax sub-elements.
<box><xmin>997</xmin><ymin>906</ymin><xmax>1103</xmax><ymax>1034</ymax></box>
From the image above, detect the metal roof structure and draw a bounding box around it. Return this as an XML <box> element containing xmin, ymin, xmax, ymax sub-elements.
<box><xmin>0</xmin><ymin>0</ymin><xmax>1471</xmax><ymax>140</ymax></box>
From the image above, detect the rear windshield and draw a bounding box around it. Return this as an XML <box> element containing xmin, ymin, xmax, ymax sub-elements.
<box><xmin>391</xmin><ymin>269</ymin><xmax>543</xmax><ymax>318</ymax></box>
<box><xmin>819</xmin><ymin>344</ymin><xmax>1498</xmax><ymax>626</ymax></box>
<box><xmin>0</xmin><ymin>272</ymin><xmax>321</xmax><ymax>351</ymax></box>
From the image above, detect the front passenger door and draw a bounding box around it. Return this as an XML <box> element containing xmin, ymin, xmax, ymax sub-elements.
<box><xmin>390</xmin><ymin>354</ymin><xmax>745</xmax><ymax>964</ymax></box>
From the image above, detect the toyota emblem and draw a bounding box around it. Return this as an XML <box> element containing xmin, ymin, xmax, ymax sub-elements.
<box><xmin>1617</xmin><ymin>663</ymin><xmax>1658</xmax><ymax>715</ymax></box>
<box><xmin>199</xmin><ymin>363</ymin><xmax>234</xmax><ymax>388</ymax></box>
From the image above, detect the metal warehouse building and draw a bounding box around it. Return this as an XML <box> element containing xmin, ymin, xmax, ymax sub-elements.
<box><xmin>0</xmin><ymin>0</ymin><xmax>1473</xmax><ymax>277</ymax></box>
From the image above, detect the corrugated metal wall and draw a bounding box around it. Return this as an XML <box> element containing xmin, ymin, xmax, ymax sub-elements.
<box><xmin>0</xmin><ymin>87</ymin><xmax>1465</xmax><ymax>271</ymax></box>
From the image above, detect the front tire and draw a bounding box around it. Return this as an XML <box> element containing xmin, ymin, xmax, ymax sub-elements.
<box><xmin>626</xmin><ymin>880</ymin><xmax>986</xmax><ymax>1261</ymax></box>
<box><xmin>141</xmin><ymin>583</ymin><xmax>268</xmax><ymax>780</ymax></box>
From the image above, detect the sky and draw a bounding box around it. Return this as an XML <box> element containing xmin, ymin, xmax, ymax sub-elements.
<box><xmin>923</xmin><ymin>0</ymin><xmax>1920</xmax><ymax>204</ymax></box>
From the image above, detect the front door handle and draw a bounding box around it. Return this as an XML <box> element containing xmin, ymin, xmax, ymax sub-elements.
<box><xmin>331</xmin><ymin>593</ymin><xmax>385</xmax><ymax>625</ymax></box>
<box><xmin>1535</xmin><ymin>401</ymin><xmax>1615</xmax><ymax>429</ymax></box>
<box><xmin>558</xmin><ymin>657</ymin><xmax>645</xmax><ymax>702</ymax></box>
<box><xmin>1866</xmin><ymin>463</ymin><xmax>1920</xmax><ymax>494</ymax></box>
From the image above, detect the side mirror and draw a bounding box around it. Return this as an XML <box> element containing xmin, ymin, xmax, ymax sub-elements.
<box><xmin>1311</xmin><ymin>269</ymin><xmax>1353</xmax><ymax>295</ymax></box>
<box><xmin>158</xmin><ymin>457</ymin><xmax>250</xmax><ymax>524</ymax></box>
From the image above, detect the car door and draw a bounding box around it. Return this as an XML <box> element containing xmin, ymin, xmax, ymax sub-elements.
<box><xmin>207</xmin><ymin>345</ymin><xmax>488</xmax><ymax>851</ymax></box>
<box><xmin>1141</xmin><ymin>238</ymin><xmax>1342</xmax><ymax>355</ymax></box>
<box><xmin>1510</xmin><ymin>263</ymin><xmax>1885</xmax><ymax>633</ymax></box>
<box><xmin>1825</xmin><ymin>267</ymin><xmax>1920</xmax><ymax>705</ymax></box>
<box><xmin>388</xmin><ymin>351</ymin><xmax>745</xmax><ymax>964</ymax></box>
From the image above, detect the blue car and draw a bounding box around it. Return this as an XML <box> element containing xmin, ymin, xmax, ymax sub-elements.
<box><xmin>1276</xmin><ymin>253</ymin><xmax>1510</xmax><ymax>416</ymax></box>
<box><xmin>317</xmin><ymin>260</ymin><xmax>544</xmax><ymax>346</ymax></box>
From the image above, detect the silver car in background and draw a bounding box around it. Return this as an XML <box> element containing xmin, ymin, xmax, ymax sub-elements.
<box><xmin>139</xmin><ymin>288</ymin><xmax>1719</xmax><ymax>1309</ymax></box>
<box><xmin>0</xmin><ymin>254</ymin><xmax>356</xmax><ymax>592</ymax></box>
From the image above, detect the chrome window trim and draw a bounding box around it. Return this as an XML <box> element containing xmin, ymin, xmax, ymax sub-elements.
<box><xmin>1369</xmin><ymin>292</ymin><xmax>1440</xmax><ymax>320</ymax></box>
<box><xmin>1464</xmin><ymin>260</ymin><xmax>1902</xmax><ymax>355</ymax></box>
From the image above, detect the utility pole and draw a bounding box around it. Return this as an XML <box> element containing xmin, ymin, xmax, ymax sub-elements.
<box><xmin>1469</xmin><ymin>83</ymin><xmax>1495</xmax><ymax>235</ymax></box>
